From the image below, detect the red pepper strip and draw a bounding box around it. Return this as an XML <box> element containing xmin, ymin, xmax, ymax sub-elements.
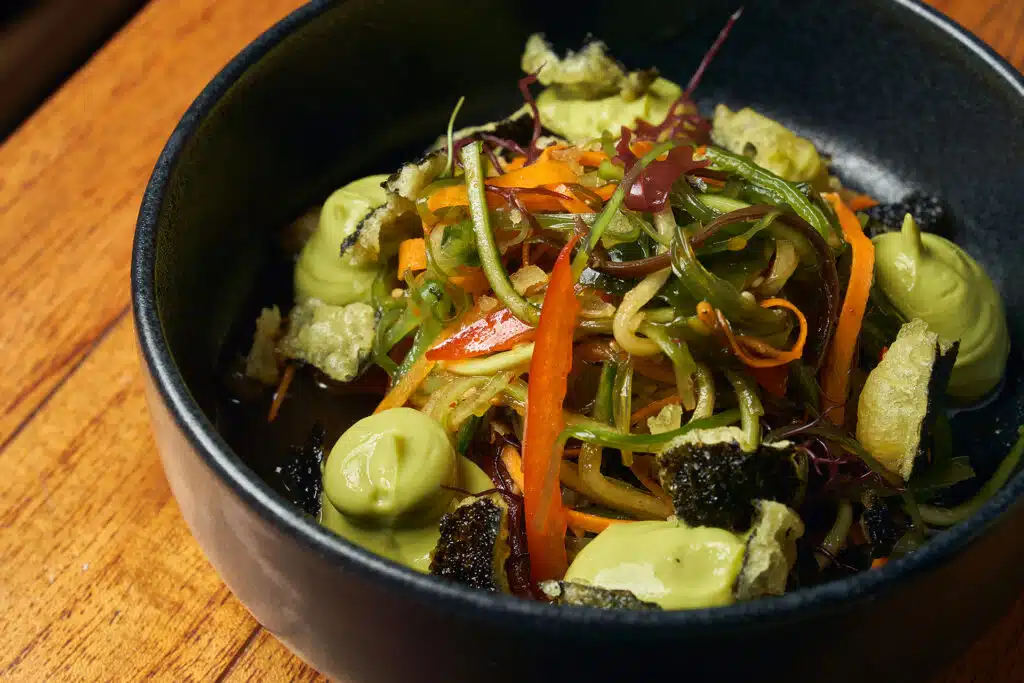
<box><xmin>522</xmin><ymin>234</ymin><xmax>580</xmax><ymax>582</ymax></box>
<box><xmin>425</xmin><ymin>308</ymin><xmax>535</xmax><ymax>361</ymax></box>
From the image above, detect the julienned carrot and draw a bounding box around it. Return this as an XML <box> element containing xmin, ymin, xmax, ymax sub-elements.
<box><xmin>267</xmin><ymin>363</ymin><xmax>295</xmax><ymax>422</ymax></box>
<box><xmin>398</xmin><ymin>238</ymin><xmax>427</xmax><ymax>278</ymax></box>
<box><xmin>820</xmin><ymin>193</ymin><xmax>875</xmax><ymax>425</ymax></box>
<box><xmin>374</xmin><ymin>352</ymin><xmax>436</xmax><ymax>414</ymax></box>
<box><xmin>697</xmin><ymin>298</ymin><xmax>809</xmax><ymax>369</ymax></box>
<box><xmin>426</xmin><ymin>185</ymin><xmax>470</xmax><ymax>212</ymax></box>
<box><xmin>846</xmin><ymin>192</ymin><xmax>879</xmax><ymax>212</ymax></box>
<box><xmin>522</xmin><ymin>234</ymin><xmax>580</xmax><ymax>582</ymax></box>
<box><xmin>742</xmin><ymin>298</ymin><xmax>808</xmax><ymax>367</ymax></box>
<box><xmin>427</xmin><ymin>144</ymin><xmax>617</xmax><ymax>213</ymax></box>
<box><xmin>577</xmin><ymin>150</ymin><xmax>608</xmax><ymax>167</ymax></box>
<box><xmin>629</xmin><ymin>394</ymin><xmax>681</xmax><ymax>425</ymax></box>
<box><xmin>565</xmin><ymin>509</ymin><xmax>630</xmax><ymax>535</ymax></box>
<box><xmin>629</xmin><ymin>458</ymin><xmax>671</xmax><ymax>503</ymax></box>
<box><xmin>428</xmin><ymin>147</ymin><xmax>577</xmax><ymax>213</ymax></box>
<box><xmin>502</xmin><ymin>156</ymin><xmax>527</xmax><ymax>172</ymax></box>
<box><xmin>489</xmin><ymin>158</ymin><xmax>577</xmax><ymax>190</ymax></box>
<box><xmin>375</xmin><ymin>318</ymin><xmax>463</xmax><ymax>413</ymax></box>
<box><xmin>871</xmin><ymin>557</ymin><xmax>889</xmax><ymax>569</ymax></box>
<box><xmin>631</xmin><ymin>140</ymin><xmax>656</xmax><ymax>157</ymax></box>
<box><xmin>448</xmin><ymin>269</ymin><xmax>491</xmax><ymax>296</ymax></box>
<box><xmin>500</xmin><ymin>444</ymin><xmax>525</xmax><ymax>494</ymax></box>
<box><xmin>502</xmin><ymin>446</ymin><xmax>631</xmax><ymax>535</ymax></box>
<box><xmin>427</xmin><ymin>182</ymin><xmax>606</xmax><ymax>214</ymax></box>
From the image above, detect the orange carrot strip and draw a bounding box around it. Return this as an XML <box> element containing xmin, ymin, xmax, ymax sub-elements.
<box><xmin>718</xmin><ymin>298</ymin><xmax>809</xmax><ymax>369</ymax></box>
<box><xmin>631</xmin><ymin>140</ymin><xmax>655</xmax><ymax>157</ymax></box>
<box><xmin>503</xmin><ymin>156</ymin><xmax>527</xmax><ymax>171</ymax></box>
<box><xmin>500</xmin><ymin>444</ymin><xmax>525</xmax><ymax>494</ymax></box>
<box><xmin>488</xmin><ymin>159</ymin><xmax>578</xmax><ymax>189</ymax></box>
<box><xmin>267</xmin><ymin>363</ymin><xmax>296</xmax><ymax>423</ymax></box>
<box><xmin>427</xmin><ymin>184</ymin><xmax>595</xmax><ymax>214</ymax></box>
<box><xmin>398</xmin><ymin>238</ymin><xmax>427</xmax><ymax>278</ymax></box>
<box><xmin>629</xmin><ymin>394</ymin><xmax>681</xmax><ymax>425</ymax></box>
<box><xmin>577</xmin><ymin>150</ymin><xmax>609</xmax><ymax>167</ymax></box>
<box><xmin>564</xmin><ymin>509</ymin><xmax>631</xmax><ymax>535</ymax></box>
<box><xmin>374</xmin><ymin>355</ymin><xmax>435</xmax><ymax>414</ymax></box>
<box><xmin>426</xmin><ymin>184</ymin><xmax>468</xmax><ymax>212</ymax></box>
<box><xmin>871</xmin><ymin>557</ymin><xmax>889</xmax><ymax>569</ymax></box>
<box><xmin>550</xmin><ymin>183</ymin><xmax>598</xmax><ymax>213</ymax></box>
<box><xmin>629</xmin><ymin>458</ymin><xmax>671</xmax><ymax>503</ymax></box>
<box><xmin>448</xmin><ymin>268</ymin><xmax>491</xmax><ymax>295</ymax></box>
<box><xmin>820</xmin><ymin>193</ymin><xmax>876</xmax><ymax>425</ymax></box>
<box><xmin>374</xmin><ymin>317</ymin><xmax>465</xmax><ymax>413</ymax></box>
<box><xmin>846</xmin><ymin>193</ymin><xmax>879</xmax><ymax>211</ymax></box>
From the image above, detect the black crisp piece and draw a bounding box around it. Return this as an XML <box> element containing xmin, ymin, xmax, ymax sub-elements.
<box><xmin>657</xmin><ymin>433</ymin><xmax>801</xmax><ymax>532</ymax></box>
<box><xmin>430</xmin><ymin>495</ymin><xmax>510</xmax><ymax>592</ymax></box>
<box><xmin>860</xmin><ymin>494</ymin><xmax>911</xmax><ymax>559</ymax></box>
<box><xmin>863</xmin><ymin>192</ymin><xmax>951</xmax><ymax>237</ymax></box>
<box><xmin>539</xmin><ymin>581</ymin><xmax>661</xmax><ymax>610</ymax></box>
<box><xmin>279</xmin><ymin>423</ymin><xmax>326</xmax><ymax>517</ymax></box>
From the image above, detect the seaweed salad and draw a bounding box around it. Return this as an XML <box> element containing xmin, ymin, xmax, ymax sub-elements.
<box><xmin>220</xmin><ymin>13</ymin><xmax>1020</xmax><ymax>610</ymax></box>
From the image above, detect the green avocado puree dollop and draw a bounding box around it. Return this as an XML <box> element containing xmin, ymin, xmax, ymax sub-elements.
<box><xmin>295</xmin><ymin>174</ymin><xmax>391</xmax><ymax>306</ymax></box>
<box><xmin>319</xmin><ymin>407</ymin><xmax>492</xmax><ymax>572</ymax></box>
<box><xmin>564</xmin><ymin>521</ymin><xmax>747</xmax><ymax>610</ymax></box>
<box><xmin>535</xmin><ymin>78</ymin><xmax>683</xmax><ymax>144</ymax></box>
<box><xmin>873</xmin><ymin>215</ymin><xmax>1009</xmax><ymax>401</ymax></box>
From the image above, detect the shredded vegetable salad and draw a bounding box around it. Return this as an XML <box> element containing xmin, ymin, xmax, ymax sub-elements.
<box><xmin>232</xmin><ymin>15</ymin><xmax>1018</xmax><ymax>610</ymax></box>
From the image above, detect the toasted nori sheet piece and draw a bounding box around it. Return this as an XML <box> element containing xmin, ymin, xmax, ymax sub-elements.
<box><xmin>657</xmin><ymin>428</ymin><xmax>800</xmax><ymax>532</ymax></box>
<box><xmin>863</xmin><ymin>192</ymin><xmax>951</xmax><ymax>238</ymax></box>
<box><xmin>539</xmin><ymin>581</ymin><xmax>661</xmax><ymax>610</ymax></box>
<box><xmin>430</xmin><ymin>494</ymin><xmax>510</xmax><ymax>592</ymax></box>
<box><xmin>278</xmin><ymin>422</ymin><xmax>325</xmax><ymax>517</ymax></box>
<box><xmin>860</xmin><ymin>493</ymin><xmax>911</xmax><ymax>559</ymax></box>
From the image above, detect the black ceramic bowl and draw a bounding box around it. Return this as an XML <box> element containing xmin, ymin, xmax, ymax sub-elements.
<box><xmin>132</xmin><ymin>1</ymin><xmax>1024</xmax><ymax>681</ymax></box>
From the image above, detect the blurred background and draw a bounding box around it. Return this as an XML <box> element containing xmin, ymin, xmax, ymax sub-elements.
<box><xmin>0</xmin><ymin>0</ymin><xmax>148</xmax><ymax>139</ymax></box>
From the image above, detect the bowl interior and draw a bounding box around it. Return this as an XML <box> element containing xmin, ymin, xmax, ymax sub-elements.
<box><xmin>142</xmin><ymin>0</ymin><xmax>1024</xmax><ymax>617</ymax></box>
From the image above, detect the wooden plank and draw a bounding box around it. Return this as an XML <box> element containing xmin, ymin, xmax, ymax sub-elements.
<box><xmin>934</xmin><ymin>595</ymin><xmax>1024</xmax><ymax>683</ymax></box>
<box><xmin>0</xmin><ymin>319</ymin><xmax>259</xmax><ymax>680</ymax></box>
<box><xmin>0</xmin><ymin>0</ymin><xmax>306</xmax><ymax>445</ymax></box>
<box><xmin>929</xmin><ymin>0</ymin><xmax>1024</xmax><ymax>70</ymax></box>
<box><xmin>220</xmin><ymin>630</ymin><xmax>326</xmax><ymax>683</ymax></box>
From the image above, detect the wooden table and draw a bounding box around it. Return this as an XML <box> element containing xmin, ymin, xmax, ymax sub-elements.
<box><xmin>0</xmin><ymin>0</ymin><xmax>1020</xmax><ymax>680</ymax></box>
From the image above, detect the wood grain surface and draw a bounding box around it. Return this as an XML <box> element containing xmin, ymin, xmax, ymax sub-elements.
<box><xmin>0</xmin><ymin>0</ymin><xmax>1020</xmax><ymax>681</ymax></box>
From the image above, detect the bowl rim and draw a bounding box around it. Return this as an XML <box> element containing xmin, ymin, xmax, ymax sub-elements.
<box><xmin>132</xmin><ymin>0</ymin><xmax>1024</xmax><ymax>631</ymax></box>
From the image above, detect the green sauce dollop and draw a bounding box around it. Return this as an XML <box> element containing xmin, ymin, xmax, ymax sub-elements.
<box><xmin>873</xmin><ymin>215</ymin><xmax>1009</xmax><ymax>402</ymax></box>
<box><xmin>564</xmin><ymin>521</ymin><xmax>747</xmax><ymax>610</ymax></box>
<box><xmin>319</xmin><ymin>407</ymin><xmax>492</xmax><ymax>572</ymax></box>
<box><xmin>536</xmin><ymin>78</ymin><xmax>682</xmax><ymax>144</ymax></box>
<box><xmin>295</xmin><ymin>174</ymin><xmax>391</xmax><ymax>306</ymax></box>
